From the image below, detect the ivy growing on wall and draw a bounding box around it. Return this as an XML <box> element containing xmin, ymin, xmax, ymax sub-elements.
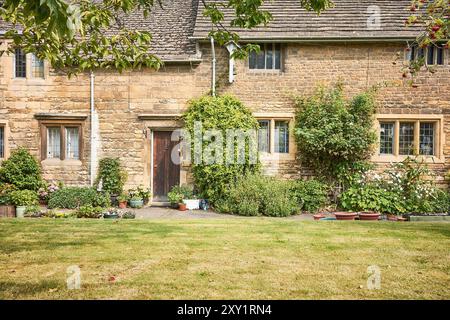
<box><xmin>294</xmin><ymin>84</ymin><xmax>378</xmax><ymax>185</ymax></box>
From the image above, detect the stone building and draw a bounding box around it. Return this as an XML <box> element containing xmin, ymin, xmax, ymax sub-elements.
<box><xmin>0</xmin><ymin>0</ymin><xmax>449</xmax><ymax>202</ymax></box>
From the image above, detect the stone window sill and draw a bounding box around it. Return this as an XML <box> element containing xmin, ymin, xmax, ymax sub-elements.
<box><xmin>41</xmin><ymin>159</ymin><xmax>83</xmax><ymax>167</ymax></box>
<box><xmin>371</xmin><ymin>155</ymin><xmax>445</xmax><ymax>164</ymax></box>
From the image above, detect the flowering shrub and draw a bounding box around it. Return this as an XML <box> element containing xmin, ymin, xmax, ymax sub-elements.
<box><xmin>340</xmin><ymin>157</ymin><xmax>450</xmax><ymax>214</ymax></box>
<box><xmin>38</xmin><ymin>181</ymin><xmax>62</xmax><ymax>203</ymax></box>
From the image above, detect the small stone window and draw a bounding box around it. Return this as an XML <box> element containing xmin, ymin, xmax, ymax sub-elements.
<box><xmin>14</xmin><ymin>48</ymin><xmax>26</xmax><ymax>78</ymax></box>
<box><xmin>257</xmin><ymin>118</ymin><xmax>292</xmax><ymax>155</ymax></box>
<box><xmin>40</xmin><ymin>122</ymin><xmax>82</xmax><ymax>161</ymax></box>
<box><xmin>249</xmin><ymin>43</ymin><xmax>282</xmax><ymax>70</ymax></box>
<box><xmin>13</xmin><ymin>49</ymin><xmax>45</xmax><ymax>79</ymax></box>
<box><xmin>407</xmin><ymin>44</ymin><xmax>446</xmax><ymax>65</ymax></box>
<box><xmin>377</xmin><ymin>118</ymin><xmax>442</xmax><ymax>160</ymax></box>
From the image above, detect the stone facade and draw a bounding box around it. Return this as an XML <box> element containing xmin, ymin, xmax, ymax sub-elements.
<box><xmin>0</xmin><ymin>41</ymin><xmax>449</xmax><ymax>194</ymax></box>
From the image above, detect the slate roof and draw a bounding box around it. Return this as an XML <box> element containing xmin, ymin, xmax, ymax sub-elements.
<box><xmin>0</xmin><ymin>0</ymin><xmax>423</xmax><ymax>61</ymax></box>
<box><xmin>0</xmin><ymin>0</ymin><xmax>201</xmax><ymax>61</ymax></box>
<box><xmin>192</xmin><ymin>0</ymin><xmax>423</xmax><ymax>41</ymax></box>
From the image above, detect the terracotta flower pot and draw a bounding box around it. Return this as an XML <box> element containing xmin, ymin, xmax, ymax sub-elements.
<box><xmin>178</xmin><ymin>203</ymin><xmax>187</xmax><ymax>211</ymax></box>
<box><xmin>334</xmin><ymin>212</ymin><xmax>358</xmax><ymax>221</ymax></box>
<box><xmin>387</xmin><ymin>214</ymin><xmax>398</xmax><ymax>221</ymax></box>
<box><xmin>118</xmin><ymin>201</ymin><xmax>127</xmax><ymax>209</ymax></box>
<box><xmin>359</xmin><ymin>212</ymin><xmax>381</xmax><ymax>221</ymax></box>
<box><xmin>313</xmin><ymin>214</ymin><xmax>326</xmax><ymax>221</ymax></box>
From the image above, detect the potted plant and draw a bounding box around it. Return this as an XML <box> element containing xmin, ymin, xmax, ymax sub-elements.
<box><xmin>359</xmin><ymin>211</ymin><xmax>381</xmax><ymax>221</ymax></box>
<box><xmin>334</xmin><ymin>212</ymin><xmax>358</xmax><ymax>221</ymax></box>
<box><xmin>121</xmin><ymin>211</ymin><xmax>136</xmax><ymax>219</ymax></box>
<box><xmin>129</xmin><ymin>196</ymin><xmax>144</xmax><ymax>208</ymax></box>
<box><xmin>135</xmin><ymin>186</ymin><xmax>151</xmax><ymax>205</ymax></box>
<box><xmin>103</xmin><ymin>208</ymin><xmax>120</xmax><ymax>219</ymax></box>
<box><xmin>178</xmin><ymin>202</ymin><xmax>187</xmax><ymax>211</ymax></box>
<box><xmin>117</xmin><ymin>194</ymin><xmax>128</xmax><ymax>209</ymax></box>
<box><xmin>0</xmin><ymin>183</ymin><xmax>16</xmax><ymax>218</ymax></box>
<box><xmin>10</xmin><ymin>190</ymin><xmax>39</xmax><ymax>218</ymax></box>
<box><xmin>168</xmin><ymin>187</ymin><xmax>183</xmax><ymax>209</ymax></box>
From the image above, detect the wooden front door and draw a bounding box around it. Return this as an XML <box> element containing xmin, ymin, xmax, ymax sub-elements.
<box><xmin>153</xmin><ymin>131</ymin><xmax>180</xmax><ymax>201</ymax></box>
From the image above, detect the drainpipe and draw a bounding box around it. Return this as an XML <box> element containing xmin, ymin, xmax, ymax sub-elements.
<box><xmin>210</xmin><ymin>37</ymin><xmax>216</xmax><ymax>97</ymax></box>
<box><xmin>90</xmin><ymin>71</ymin><xmax>95</xmax><ymax>186</ymax></box>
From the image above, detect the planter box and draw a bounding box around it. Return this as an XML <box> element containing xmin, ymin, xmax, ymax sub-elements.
<box><xmin>409</xmin><ymin>215</ymin><xmax>450</xmax><ymax>222</ymax></box>
<box><xmin>334</xmin><ymin>212</ymin><xmax>358</xmax><ymax>221</ymax></box>
<box><xmin>183</xmin><ymin>199</ymin><xmax>200</xmax><ymax>210</ymax></box>
<box><xmin>0</xmin><ymin>205</ymin><xmax>16</xmax><ymax>218</ymax></box>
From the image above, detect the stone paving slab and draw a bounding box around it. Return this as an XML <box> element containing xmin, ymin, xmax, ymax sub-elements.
<box><xmin>132</xmin><ymin>206</ymin><xmax>314</xmax><ymax>220</ymax></box>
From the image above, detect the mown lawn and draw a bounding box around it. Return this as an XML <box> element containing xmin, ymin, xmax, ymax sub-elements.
<box><xmin>0</xmin><ymin>218</ymin><xmax>449</xmax><ymax>300</ymax></box>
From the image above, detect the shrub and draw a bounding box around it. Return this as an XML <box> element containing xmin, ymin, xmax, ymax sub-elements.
<box><xmin>76</xmin><ymin>205</ymin><xmax>104</xmax><ymax>218</ymax></box>
<box><xmin>48</xmin><ymin>187</ymin><xmax>110</xmax><ymax>209</ymax></box>
<box><xmin>9</xmin><ymin>190</ymin><xmax>39</xmax><ymax>206</ymax></box>
<box><xmin>340</xmin><ymin>184</ymin><xmax>403</xmax><ymax>214</ymax></box>
<box><xmin>24</xmin><ymin>205</ymin><xmax>42</xmax><ymax>217</ymax></box>
<box><xmin>121</xmin><ymin>211</ymin><xmax>136</xmax><ymax>219</ymax></box>
<box><xmin>340</xmin><ymin>158</ymin><xmax>450</xmax><ymax>215</ymax></box>
<box><xmin>183</xmin><ymin>95</ymin><xmax>260</xmax><ymax>204</ymax></box>
<box><xmin>0</xmin><ymin>147</ymin><xmax>44</xmax><ymax>191</ymax></box>
<box><xmin>43</xmin><ymin>210</ymin><xmax>76</xmax><ymax>219</ymax></box>
<box><xmin>291</xmin><ymin>179</ymin><xmax>329</xmax><ymax>213</ymax></box>
<box><xmin>128</xmin><ymin>185</ymin><xmax>151</xmax><ymax>202</ymax></box>
<box><xmin>216</xmin><ymin>174</ymin><xmax>299</xmax><ymax>217</ymax></box>
<box><xmin>0</xmin><ymin>183</ymin><xmax>17</xmax><ymax>205</ymax></box>
<box><xmin>168</xmin><ymin>185</ymin><xmax>194</xmax><ymax>204</ymax></box>
<box><xmin>294</xmin><ymin>85</ymin><xmax>377</xmax><ymax>184</ymax></box>
<box><xmin>95</xmin><ymin>158</ymin><xmax>128</xmax><ymax>195</ymax></box>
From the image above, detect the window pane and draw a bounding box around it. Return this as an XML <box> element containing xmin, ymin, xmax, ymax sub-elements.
<box><xmin>249</xmin><ymin>51</ymin><xmax>257</xmax><ymax>69</ymax></box>
<box><xmin>418</xmin><ymin>47</ymin><xmax>425</xmax><ymax>59</ymax></box>
<box><xmin>47</xmin><ymin>127</ymin><xmax>61</xmax><ymax>159</ymax></box>
<box><xmin>0</xmin><ymin>126</ymin><xmax>4</xmax><ymax>158</ymax></box>
<box><xmin>436</xmin><ymin>47</ymin><xmax>444</xmax><ymax>65</ymax></box>
<box><xmin>419</xmin><ymin>123</ymin><xmax>434</xmax><ymax>156</ymax></box>
<box><xmin>399</xmin><ymin>123</ymin><xmax>415</xmax><ymax>155</ymax></box>
<box><xmin>274</xmin><ymin>44</ymin><xmax>281</xmax><ymax>69</ymax></box>
<box><xmin>66</xmin><ymin>127</ymin><xmax>80</xmax><ymax>160</ymax></box>
<box><xmin>31</xmin><ymin>54</ymin><xmax>44</xmax><ymax>78</ymax></box>
<box><xmin>258</xmin><ymin>120</ymin><xmax>270</xmax><ymax>152</ymax></box>
<box><xmin>14</xmin><ymin>48</ymin><xmax>26</xmax><ymax>78</ymax></box>
<box><xmin>427</xmin><ymin>46</ymin><xmax>435</xmax><ymax>65</ymax></box>
<box><xmin>274</xmin><ymin>121</ymin><xmax>289</xmax><ymax>153</ymax></box>
<box><xmin>380</xmin><ymin>123</ymin><xmax>394</xmax><ymax>155</ymax></box>
<box><xmin>266</xmin><ymin>45</ymin><xmax>273</xmax><ymax>70</ymax></box>
<box><xmin>256</xmin><ymin>49</ymin><xmax>265</xmax><ymax>69</ymax></box>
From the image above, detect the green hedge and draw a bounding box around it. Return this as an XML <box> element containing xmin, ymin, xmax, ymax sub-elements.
<box><xmin>48</xmin><ymin>187</ymin><xmax>110</xmax><ymax>209</ymax></box>
<box><xmin>215</xmin><ymin>174</ymin><xmax>299</xmax><ymax>217</ymax></box>
<box><xmin>290</xmin><ymin>179</ymin><xmax>329</xmax><ymax>213</ymax></box>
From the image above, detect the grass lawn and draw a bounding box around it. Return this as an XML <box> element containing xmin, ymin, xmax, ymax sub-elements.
<box><xmin>0</xmin><ymin>218</ymin><xmax>449</xmax><ymax>300</ymax></box>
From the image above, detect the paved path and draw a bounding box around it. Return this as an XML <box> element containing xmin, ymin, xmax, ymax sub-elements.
<box><xmin>133</xmin><ymin>206</ymin><xmax>314</xmax><ymax>220</ymax></box>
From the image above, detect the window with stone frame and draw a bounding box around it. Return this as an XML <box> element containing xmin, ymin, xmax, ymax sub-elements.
<box><xmin>407</xmin><ymin>44</ymin><xmax>446</xmax><ymax>65</ymax></box>
<box><xmin>249</xmin><ymin>43</ymin><xmax>282</xmax><ymax>70</ymax></box>
<box><xmin>378</xmin><ymin>119</ymin><xmax>440</xmax><ymax>158</ymax></box>
<box><xmin>257</xmin><ymin>118</ymin><xmax>292</xmax><ymax>155</ymax></box>
<box><xmin>14</xmin><ymin>48</ymin><xmax>26</xmax><ymax>78</ymax></box>
<box><xmin>40</xmin><ymin>122</ymin><xmax>82</xmax><ymax>161</ymax></box>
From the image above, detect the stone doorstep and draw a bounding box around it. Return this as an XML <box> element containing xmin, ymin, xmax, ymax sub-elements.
<box><xmin>409</xmin><ymin>215</ymin><xmax>450</xmax><ymax>222</ymax></box>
